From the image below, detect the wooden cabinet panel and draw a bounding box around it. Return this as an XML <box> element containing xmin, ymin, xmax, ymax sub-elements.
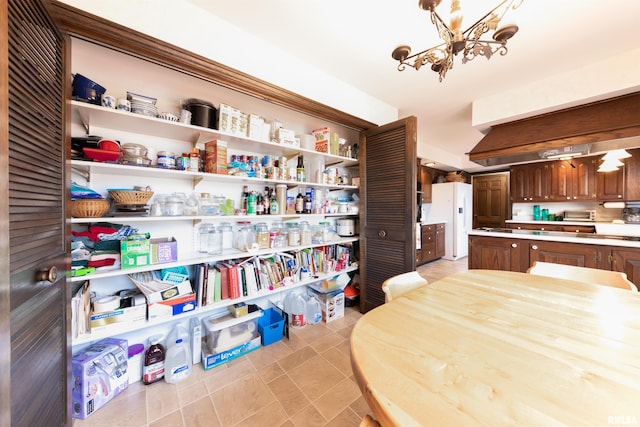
<box><xmin>510</xmin><ymin>163</ymin><xmax>549</xmax><ymax>202</ymax></box>
<box><xmin>596</xmin><ymin>166</ymin><xmax>625</xmax><ymax>201</ymax></box>
<box><xmin>549</xmin><ymin>161</ymin><xmax>572</xmax><ymax>201</ymax></box>
<box><xmin>623</xmin><ymin>148</ymin><xmax>640</xmax><ymax>201</ymax></box>
<box><xmin>435</xmin><ymin>224</ymin><xmax>445</xmax><ymax>258</ymax></box>
<box><xmin>610</xmin><ymin>247</ymin><xmax>640</xmax><ymax>289</ymax></box>
<box><xmin>528</xmin><ymin>240</ymin><xmax>603</xmax><ymax>269</ymax></box>
<box><xmin>550</xmin><ymin>158</ymin><xmax>596</xmax><ymax>201</ymax></box>
<box><xmin>469</xmin><ymin>236</ymin><xmax>526</xmax><ymax>272</ymax></box>
<box><xmin>419</xmin><ymin>164</ymin><xmax>433</xmax><ymax>203</ymax></box>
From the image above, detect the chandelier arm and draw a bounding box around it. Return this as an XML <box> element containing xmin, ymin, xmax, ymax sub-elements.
<box><xmin>461</xmin><ymin>0</ymin><xmax>522</xmax><ymax>37</ymax></box>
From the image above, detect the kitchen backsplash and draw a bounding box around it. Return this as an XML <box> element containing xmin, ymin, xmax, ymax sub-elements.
<box><xmin>512</xmin><ymin>202</ymin><xmax>622</xmax><ymax>222</ymax></box>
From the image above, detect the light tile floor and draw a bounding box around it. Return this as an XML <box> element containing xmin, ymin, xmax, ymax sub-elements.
<box><xmin>72</xmin><ymin>257</ymin><xmax>467</xmax><ymax>427</ymax></box>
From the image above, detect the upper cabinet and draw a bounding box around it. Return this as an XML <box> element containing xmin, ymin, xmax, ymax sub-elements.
<box><xmin>596</xmin><ymin>165</ymin><xmax>625</xmax><ymax>201</ymax></box>
<box><xmin>418</xmin><ymin>161</ymin><xmax>433</xmax><ymax>203</ymax></box>
<box><xmin>549</xmin><ymin>157</ymin><xmax>596</xmax><ymax>201</ymax></box>
<box><xmin>623</xmin><ymin>148</ymin><xmax>640</xmax><ymax>202</ymax></box>
<box><xmin>510</xmin><ymin>163</ymin><xmax>550</xmax><ymax>202</ymax></box>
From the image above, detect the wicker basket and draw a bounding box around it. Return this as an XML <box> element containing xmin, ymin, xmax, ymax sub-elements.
<box><xmin>70</xmin><ymin>199</ymin><xmax>111</xmax><ymax>218</ymax></box>
<box><xmin>108</xmin><ymin>190</ymin><xmax>154</xmax><ymax>205</ymax></box>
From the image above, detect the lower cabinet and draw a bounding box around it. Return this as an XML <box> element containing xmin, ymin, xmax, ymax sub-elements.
<box><xmin>528</xmin><ymin>240</ymin><xmax>605</xmax><ymax>269</ymax></box>
<box><xmin>468</xmin><ymin>235</ymin><xmax>527</xmax><ymax>272</ymax></box>
<box><xmin>469</xmin><ymin>235</ymin><xmax>640</xmax><ymax>288</ymax></box>
<box><xmin>418</xmin><ymin>223</ymin><xmax>445</xmax><ymax>265</ymax></box>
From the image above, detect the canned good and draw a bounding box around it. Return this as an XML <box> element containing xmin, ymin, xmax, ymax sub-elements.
<box><xmin>157</xmin><ymin>151</ymin><xmax>176</xmax><ymax>169</ymax></box>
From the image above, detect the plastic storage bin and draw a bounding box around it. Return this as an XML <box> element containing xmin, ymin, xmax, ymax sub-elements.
<box><xmin>257</xmin><ymin>308</ymin><xmax>285</xmax><ymax>346</ymax></box>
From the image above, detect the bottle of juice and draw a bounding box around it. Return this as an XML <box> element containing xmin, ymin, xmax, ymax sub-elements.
<box><xmin>143</xmin><ymin>334</ymin><xmax>165</xmax><ymax>385</ymax></box>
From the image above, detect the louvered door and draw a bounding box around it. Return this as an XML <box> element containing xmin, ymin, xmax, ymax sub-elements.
<box><xmin>360</xmin><ymin>117</ymin><xmax>417</xmax><ymax>312</ymax></box>
<box><xmin>3</xmin><ymin>0</ymin><xmax>69</xmax><ymax>425</ymax></box>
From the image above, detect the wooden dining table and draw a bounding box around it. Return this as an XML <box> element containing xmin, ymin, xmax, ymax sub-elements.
<box><xmin>350</xmin><ymin>270</ymin><xmax>640</xmax><ymax>426</ymax></box>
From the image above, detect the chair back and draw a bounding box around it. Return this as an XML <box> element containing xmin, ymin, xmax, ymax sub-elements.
<box><xmin>527</xmin><ymin>261</ymin><xmax>638</xmax><ymax>291</ymax></box>
<box><xmin>381</xmin><ymin>271</ymin><xmax>428</xmax><ymax>302</ymax></box>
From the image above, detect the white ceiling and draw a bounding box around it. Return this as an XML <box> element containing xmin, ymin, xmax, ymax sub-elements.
<box><xmin>187</xmin><ymin>0</ymin><xmax>640</xmax><ymax>172</ymax></box>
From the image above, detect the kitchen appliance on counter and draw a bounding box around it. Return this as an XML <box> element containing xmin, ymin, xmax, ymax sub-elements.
<box><xmin>424</xmin><ymin>182</ymin><xmax>472</xmax><ymax>260</ymax></box>
<box><xmin>336</xmin><ymin>217</ymin><xmax>355</xmax><ymax>236</ymax></box>
<box><xmin>563</xmin><ymin>209</ymin><xmax>596</xmax><ymax>221</ymax></box>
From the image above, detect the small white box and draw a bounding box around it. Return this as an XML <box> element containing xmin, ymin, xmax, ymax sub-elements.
<box><xmin>308</xmin><ymin>287</ymin><xmax>344</xmax><ymax>323</ymax></box>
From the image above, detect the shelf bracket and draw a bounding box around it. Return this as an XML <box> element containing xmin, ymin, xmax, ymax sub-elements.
<box><xmin>76</xmin><ymin>107</ymin><xmax>91</xmax><ymax>135</ymax></box>
<box><xmin>191</xmin><ymin>131</ymin><xmax>201</xmax><ymax>148</ymax></box>
<box><xmin>71</xmin><ymin>164</ymin><xmax>91</xmax><ymax>182</ymax></box>
<box><xmin>192</xmin><ymin>175</ymin><xmax>203</xmax><ymax>189</ymax></box>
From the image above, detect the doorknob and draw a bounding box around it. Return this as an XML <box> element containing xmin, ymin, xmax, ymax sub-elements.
<box><xmin>378</xmin><ymin>230</ymin><xmax>387</xmax><ymax>238</ymax></box>
<box><xmin>37</xmin><ymin>266</ymin><xmax>58</xmax><ymax>283</ymax></box>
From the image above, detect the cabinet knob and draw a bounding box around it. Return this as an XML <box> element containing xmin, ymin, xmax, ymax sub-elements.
<box><xmin>540</xmin><ymin>228</ymin><xmax>545</xmax><ymax>231</ymax></box>
<box><xmin>511</xmin><ymin>243</ymin><xmax>518</xmax><ymax>248</ymax></box>
<box><xmin>531</xmin><ymin>245</ymin><xmax>538</xmax><ymax>250</ymax></box>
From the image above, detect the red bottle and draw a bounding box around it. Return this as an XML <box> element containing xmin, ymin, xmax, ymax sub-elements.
<box><xmin>143</xmin><ymin>335</ymin><xmax>165</xmax><ymax>385</ymax></box>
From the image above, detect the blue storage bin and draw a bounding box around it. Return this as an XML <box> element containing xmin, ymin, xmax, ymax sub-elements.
<box><xmin>258</xmin><ymin>308</ymin><xmax>285</xmax><ymax>346</ymax></box>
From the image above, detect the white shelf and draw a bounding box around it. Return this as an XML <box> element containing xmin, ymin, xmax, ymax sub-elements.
<box><xmin>70</xmin><ymin>159</ymin><xmax>359</xmax><ymax>190</ymax></box>
<box><xmin>70</xmin><ymin>211</ymin><xmax>358</xmax><ymax>224</ymax></box>
<box><xmin>71</xmin><ymin>264</ymin><xmax>357</xmax><ymax>345</ymax></box>
<box><xmin>69</xmin><ymin>236</ymin><xmax>359</xmax><ymax>282</ymax></box>
<box><xmin>72</xmin><ymin>101</ymin><xmax>359</xmax><ymax>167</ymax></box>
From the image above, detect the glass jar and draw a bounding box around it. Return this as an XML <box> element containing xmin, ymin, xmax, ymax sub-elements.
<box><xmin>255</xmin><ymin>222</ymin><xmax>270</xmax><ymax>249</ymax></box>
<box><xmin>183</xmin><ymin>192</ymin><xmax>200</xmax><ymax>216</ymax></box>
<box><xmin>287</xmin><ymin>224</ymin><xmax>300</xmax><ymax>246</ymax></box>
<box><xmin>318</xmin><ymin>221</ymin><xmax>332</xmax><ymax>243</ymax></box>
<box><xmin>269</xmin><ymin>221</ymin><xmax>282</xmax><ymax>248</ymax></box>
<box><xmin>200</xmin><ymin>193</ymin><xmax>221</xmax><ymax>216</ymax></box>
<box><xmin>206</xmin><ymin>227</ymin><xmax>223</xmax><ymax>254</ymax></box>
<box><xmin>163</xmin><ymin>194</ymin><xmax>184</xmax><ymax>216</ymax></box>
<box><xmin>299</xmin><ymin>221</ymin><xmax>312</xmax><ymax>245</ymax></box>
<box><xmin>218</xmin><ymin>222</ymin><xmax>233</xmax><ymax>250</ymax></box>
<box><xmin>235</xmin><ymin>221</ymin><xmax>255</xmax><ymax>251</ymax></box>
<box><xmin>197</xmin><ymin>223</ymin><xmax>215</xmax><ymax>253</ymax></box>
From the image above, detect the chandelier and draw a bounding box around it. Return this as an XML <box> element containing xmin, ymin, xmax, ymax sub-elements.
<box><xmin>391</xmin><ymin>0</ymin><xmax>524</xmax><ymax>81</ymax></box>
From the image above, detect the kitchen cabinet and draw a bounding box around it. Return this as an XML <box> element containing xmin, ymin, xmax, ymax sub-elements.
<box><xmin>549</xmin><ymin>157</ymin><xmax>596</xmax><ymax>201</ymax></box>
<box><xmin>596</xmin><ymin>165</ymin><xmax>625</xmax><ymax>200</ymax></box>
<box><xmin>510</xmin><ymin>163</ymin><xmax>550</xmax><ymax>202</ymax></box>
<box><xmin>418</xmin><ymin>223</ymin><xmax>445</xmax><ymax>264</ymax></box>
<box><xmin>435</xmin><ymin>223</ymin><xmax>445</xmax><ymax>258</ymax></box>
<box><xmin>468</xmin><ymin>235</ymin><xmax>527</xmax><ymax>272</ymax></box>
<box><xmin>623</xmin><ymin>148</ymin><xmax>640</xmax><ymax>201</ymax></box>
<box><xmin>610</xmin><ymin>247</ymin><xmax>640</xmax><ymax>287</ymax></box>
<box><xmin>418</xmin><ymin>162</ymin><xmax>433</xmax><ymax>203</ymax></box>
<box><xmin>528</xmin><ymin>240</ymin><xmax>604</xmax><ymax>268</ymax></box>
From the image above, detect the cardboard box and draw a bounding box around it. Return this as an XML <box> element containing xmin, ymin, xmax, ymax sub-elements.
<box><xmin>150</xmin><ymin>237</ymin><xmax>178</xmax><ymax>264</ymax></box>
<box><xmin>248</xmin><ymin>113</ymin><xmax>264</xmax><ymax>139</ymax></box>
<box><xmin>147</xmin><ymin>292</ymin><xmax>197</xmax><ymax>320</ymax></box>
<box><xmin>90</xmin><ymin>304</ymin><xmax>146</xmax><ymax>331</ymax></box>
<box><xmin>204</xmin><ymin>139</ymin><xmax>228</xmax><ymax>174</ymax></box>
<box><xmin>277</xmin><ymin>128</ymin><xmax>298</xmax><ymax>146</ymax></box>
<box><xmin>71</xmin><ymin>338</ymin><xmax>128</xmax><ymax>419</ymax></box>
<box><xmin>312</xmin><ymin>127</ymin><xmax>330</xmax><ymax>153</ymax></box>
<box><xmin>120</xmin><ymin>235</ymin><xmax>150</xmax><ymax>269</ymax></box>
<box><xmin>309</xmin><ymin>287</ymin><xmax>345</xmax><ymax>323</ymax></box>
<box><xmin>218</xmin><ymin>103</ymin><xmax>233</xmax><ymax>133</ymax></box>
<box><xmin>201</xmin><ymin>334</ymin><xmax>261</xmax><ymax>370</ymax></box>
<box><xmin>330</xmin><ymin>132</ymin><xmax>340</xmax><ymax>156</ymax></box>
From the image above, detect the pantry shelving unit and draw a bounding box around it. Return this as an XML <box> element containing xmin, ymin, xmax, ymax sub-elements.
<box><xmin>70</xmin><ymin>99</ymin><xmax>360</xmax><ymax>346</ymax></box>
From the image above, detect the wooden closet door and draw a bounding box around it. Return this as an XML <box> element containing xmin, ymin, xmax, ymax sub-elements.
<box><xmin>360</xmin><ymin>117</ymin><xmax>417</xmax><ymax>312</ymax></box>
<box><xmin>2</xmin><ymin>0</ymin><xmax>70</xmax><ymax>425</ymax></box>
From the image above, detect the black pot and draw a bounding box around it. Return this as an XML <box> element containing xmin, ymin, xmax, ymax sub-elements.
<box><xmin>183</xmin><ymin>99</ymin><xmax>217</xmax><ymax>129</ymax></box>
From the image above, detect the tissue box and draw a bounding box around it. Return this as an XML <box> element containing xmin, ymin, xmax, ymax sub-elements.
<box><xmin>71</xmin><ymin>338</ymin><xmax>128</xmax><ymax>419</ymax></box>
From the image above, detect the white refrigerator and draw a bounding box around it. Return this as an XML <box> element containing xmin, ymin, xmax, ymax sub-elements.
<box><xmin>425</xmin><ymin>182</ymin><xmax>473</xmax><ymax>260</ymax></box>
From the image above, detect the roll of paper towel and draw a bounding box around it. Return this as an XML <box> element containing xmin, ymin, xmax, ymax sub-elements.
<box><xmin>603</xmin><ymin>202</ymin><xmax>626</xmax><ymax>209</ymax></box>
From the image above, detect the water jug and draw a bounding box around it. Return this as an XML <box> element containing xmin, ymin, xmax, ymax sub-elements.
<box><xmin>306</xmin><ymin>296</ymin><xmax>322</xmax><ymax>325</ymax></box>
<box><xmin>164</xmin><ymin>338</ymin><xmax>192</xmax><ymax>384</ymax></box>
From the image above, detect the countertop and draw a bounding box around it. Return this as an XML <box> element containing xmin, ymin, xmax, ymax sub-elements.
<box><xmin>506</xmin><ymin>219</ymin><xmax>597</xmax><ymax>226</ymax></box>
<box><xmin>469</xmin><ymin>227</ymin><xmax>640</xmax><ymax>248</ymax></box>
<box><xmin>419</xmin><ymin>220</ymin><xmax>447</xmax><ymax>226</ymax></box>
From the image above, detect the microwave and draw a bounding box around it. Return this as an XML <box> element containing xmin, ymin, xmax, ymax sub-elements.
<box><xmin>563</xmin><ymin>210</ymin><xmax>596</xmax><ymax>221</ymax></box>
